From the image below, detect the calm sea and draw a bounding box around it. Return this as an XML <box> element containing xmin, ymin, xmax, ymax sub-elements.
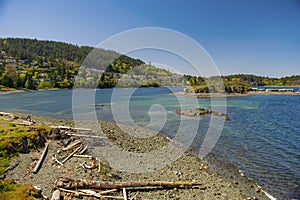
<box><xmin>0</xmin><ymin>88</ymin><xmax>299</xmax><ymax>199</ymax></box>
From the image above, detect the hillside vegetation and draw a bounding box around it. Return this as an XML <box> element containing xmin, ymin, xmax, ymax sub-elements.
<box><xmin>0</xmin><ymin>38</ymin><xmax>175</xmax><ymax>89</ymax></box>
<box><xmin>184</xmin><ymin>74</ymin><xmax>300</xmax><ymax>93</ymax></box>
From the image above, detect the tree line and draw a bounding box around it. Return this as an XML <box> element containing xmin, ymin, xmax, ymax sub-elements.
<box><xmin>184</xmin><ymin>74</ymin><xmax>300</xmax><ymax>93</ymax></box>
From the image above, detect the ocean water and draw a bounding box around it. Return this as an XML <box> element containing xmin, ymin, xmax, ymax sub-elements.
<box><xmin>0</xmin><ymin>88</ymin><xmax>299</xmax><ymax>199</ymax></box>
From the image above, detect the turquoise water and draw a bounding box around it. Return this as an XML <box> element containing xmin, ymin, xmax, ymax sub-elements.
<box><xmin>0</xmin><ymin>88</ymin><xmax>299</xmax><ymax>199</ymax></box>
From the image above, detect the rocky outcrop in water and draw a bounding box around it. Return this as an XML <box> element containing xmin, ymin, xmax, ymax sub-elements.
<box><xmin>176</xmin><ymin>108</ymin><xmax>230</xmax><ymax>120</ymax></box>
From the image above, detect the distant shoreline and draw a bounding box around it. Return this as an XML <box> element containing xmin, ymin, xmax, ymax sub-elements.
<box><xmin>0</xmin><ymin>88</ymin><xmax>67</xmax><ymax>95</ymax></box>
<box><xmin>1</xmin><ymin>88</ymin><xmax>299</xmax><ymax>97</ymax></box>
<box><xmin>0</xmin><ymin>90</ymin><xmax>25</xmax><ymax>95</ymax></box>
<box><xmin>249</xmin><ymin>91</ymin><xmax>300</xmax><ymax>96</ymax></box>
<box><xmin>174</xmin><ymin>91</ymin><xmax>300</xmax><ymax>98</ymax></box>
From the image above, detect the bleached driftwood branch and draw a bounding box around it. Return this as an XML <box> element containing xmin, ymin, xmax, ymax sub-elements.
<box><xmin>61</xmin><ymin>145</ymin><xmax>83</xmax><ymax>164</ymax></box>
<box><xmin>50</xmin><ymin>189</ymin><xmax>61</xmax><ymax>200</ymax></box>
<box><xmin>33</xmin><ymin>143</ymin><xmax>49</xmax><ymax>174</ymax></box>
<box><xmin>62</xmin><ymin>140</ymin><xmax>82</xmax><ymax>151</ymax></box>
<box><xmin>51</xmin><ymin>125</ymin><xmax>92</xmax><ymax>131</ymax></box>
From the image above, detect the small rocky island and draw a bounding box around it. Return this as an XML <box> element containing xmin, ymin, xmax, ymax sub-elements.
<box><xmin>176</xmin><ymin>108</ymin><xmax>230</xmax><ymax>120</ymax></box>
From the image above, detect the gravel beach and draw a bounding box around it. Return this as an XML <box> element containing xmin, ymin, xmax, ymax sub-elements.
<box><xmin>5</xmin><ymin>113</ymin><xmax>270</xmax><ymax>200</ymax></box>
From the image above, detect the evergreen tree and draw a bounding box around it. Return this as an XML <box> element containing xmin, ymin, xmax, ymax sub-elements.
<box><xmin>24</xmin><ymin>76</ymin><xmax>35</xmax><ymax>89</ymax></box>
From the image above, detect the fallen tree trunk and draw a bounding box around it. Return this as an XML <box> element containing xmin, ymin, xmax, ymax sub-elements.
<box><xmin>33</xmin><ymin>143</ymin><xmax>49</xmax><ymax>174</ymax></box>
<box><xmin>56</xmin><ymin>178</ymin><xmax>202</xmax><ymax>189</ymax></box>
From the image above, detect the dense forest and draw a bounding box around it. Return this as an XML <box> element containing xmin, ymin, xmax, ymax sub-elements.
<box><xmin>0</xmin><ymin>38</ymin><xmax>93</xmax><ymax>63</ymax></box>
<box><xmin>0</xmin><ymin>38</ymin><xmax>299</xmax><ymax>92</ymax></box>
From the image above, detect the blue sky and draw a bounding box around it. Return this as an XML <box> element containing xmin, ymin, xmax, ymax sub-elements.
<box><xmin>0</xmin><ymin>0</ymin><xmax>299</xmax><ymax>77</ymax></box>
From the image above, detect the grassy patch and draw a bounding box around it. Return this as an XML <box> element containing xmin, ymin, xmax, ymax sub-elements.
<box><xmin>0</xmin><ymin>116</ymin><xmax>48</xmax><ymax>200</ymax></box>
<box><xmin>0</xmin><ymin>179</ymin><xmax>38</xmax><ymax>200</ymax></box>
<box><xmin>0</xmin><ymin>85</ymin><xmax>16</xmax><ymax>91</ymax></box>
<box><xmin>0</xmin><ymin>117</ymin><xmax>50</xmax><ymax>176</ymax></box>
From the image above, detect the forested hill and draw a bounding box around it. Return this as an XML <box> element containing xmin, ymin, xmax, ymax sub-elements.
<box><xmin>0</xmin><ymin>37</ymin><xmax>125</xmax><ymax>65</ymax></box>
<box><xmin>0</xmin><ymin>38</ymin><xmax>92</xmax><ymax>63</ymax></box>
<box><xmin>0</xmin><ymin>38</ymin><xmax>175</xmax><ymax>89</ymax></box>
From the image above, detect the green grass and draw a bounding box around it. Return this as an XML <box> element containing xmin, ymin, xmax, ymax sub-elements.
<box><xmin>0</xmin><ymin>117</ymin><xmax>50</xmax><ymax>176</ymax></box>
<box><xmin>0</xmin><ymin>179</ymin><xmax>38</xmax><ymax>200</ymax></box>
<box><xmin>0</xmin><ymin>116</ymin><xmax>48</xmax><ymax>200</ymax></box>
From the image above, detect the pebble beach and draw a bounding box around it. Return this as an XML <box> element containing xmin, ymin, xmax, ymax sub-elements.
<box><xmin>3</xmin><ymin>112</ymin><xmax>271</xmax><ymax>200</ymax></box>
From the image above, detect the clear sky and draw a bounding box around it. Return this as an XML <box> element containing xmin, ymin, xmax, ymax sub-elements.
<box><xmin>0</xmin><ymin>0</ymin><xmax>299</xmax><ymax>77</ymax></box>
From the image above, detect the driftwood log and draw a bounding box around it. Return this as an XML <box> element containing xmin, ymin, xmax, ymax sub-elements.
<box><xmin>66</xmin><ymin>133</ymin><xmax>107</xmax><ymax>139</ymax></box>
<box><xmin>54</xmin><ymin>154</ymin><xmax>63</xmax><ymax>166</ymax></box>
<box><xmin>63</xmin><ymin>140</ymin><xmax>82</xmax><ymax>151</ymax></box>
<box><xmin>59</xmin><ymin>188</ymin><xmax>123</xmax><ymax>199</ymax></box>
<box><xmin>33</xmin><ymin>143</ymin><xmax>49</xmax><ymax>174</ymax></box>
<box><xmin>61</xmin><ymin>145</ymin><xmax>82</xmax><ymax>164</ymax></box>
<box><xmin>51</xmin><ymin>125</ymin><xmax>92</xmax><ymax>131</ymax></box>
<box><xmin>50</xmin><ymin>189</ymin><xmax>61</xmax><ymax>200</ymax></box>
<box><xmin>4</xmin><ymin>161</ymin><xmax>20</xmax><ymax>174</ymax></box>
<box><xmin>0</xmin><ymin>111</ymin><xmax>11</xmax><ymax>116</ymax></box>
<box><xmin>123</xmin><ymin>188</ymin><xmax>127</xmax><ymax>200</ymax></box>
<box><xmin>95</xmin><ymin>188</ymin><xmax>118</xmax><ymax>194</ymax></box>
<box><xmin>56</xmin><ymin>178</ymin><xmax>203</xmax><ymax>189</ymax></box>
<box><xmin>12</xmin><ymin>121</ymin><xmax>34</xmax><ymax>126</ymax></box>
<box><xmin>78</xmin><ymin>145</ymin><xmax>88</xmax><ymax>154</ymax></box>
<box><xmin>73</xmin><ymin>154</ymin><xmax>92</xmax><ymax>159</ymax></box>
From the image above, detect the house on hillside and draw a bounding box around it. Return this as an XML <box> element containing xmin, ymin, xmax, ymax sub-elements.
<box><xmin>31</xmin><ymin>61</ymin><xmax>37</xmax><ymax>66</ymax></box>
<box><xmin>5</xmin><ymin>59</ymin><xmax>16</xmax><ymax>63</ymax></box>
<box><xmin>19</xmin><ymin>59</ymin><xmax>27</xmax><ymax>64</ymax></box>
<box><xmin>0</xmin><ymin>51</ymin><xmax>6</xmax><ymax>57</ymax></box>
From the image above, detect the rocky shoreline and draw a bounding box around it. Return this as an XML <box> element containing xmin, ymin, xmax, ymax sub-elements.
<box><xmin>2</xmin><ymin>112</ymin><xmax>271</xmax><ymax>200</ymax></box>
<box><xmin>0</xmin><ymin>90</ymin><xmax>25</xmax><ymax>95</ymax></box>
